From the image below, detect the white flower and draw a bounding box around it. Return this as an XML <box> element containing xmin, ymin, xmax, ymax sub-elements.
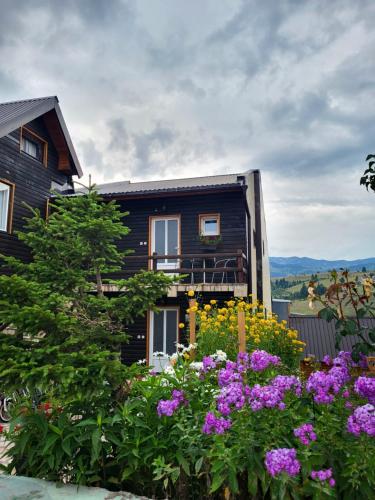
<box><xmin>137</xmin><ymin>359</ymin><xmax>147</xmax><ymax>365</ymax></box>
<box><xmin>212</xmin><ymin>350</ymin><xmax>227</xmax><ymax>362</ymax></box>
<box><xmin>163</xmin><ymin>365</ymin><xmax>176</xmax><ymax>376</ymax></box>
<box><xmin>189</xmin><ymin>362</ymin><xmax>203</xmax><ymax>371</ymax></box>
<box><xmin>169</xmin><ymin>353</ymin><xmax>179</xmax><ymax>362</ymax></box>
<box><xmin>153</xmin><ymin>351</ymin><xmax>166</xmax><ymax>357</ymax></box>
<box><xmin>176</xmin><ymin>343</ymin><xmax>185</xmax><ymax>349</ymax></box>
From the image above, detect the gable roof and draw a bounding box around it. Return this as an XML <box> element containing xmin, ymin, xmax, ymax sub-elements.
<box><xmin>289</xmin><ymin>315</ymin><xmax>375</xmax><ymax>360</ymax></box>
<box><xmin>94</xmin><ymin>172</ymin><xmax>249</xmax><ymax>197</ymax></box>
<box><xmin>0</xmin><ymin>96</ymin><xmax>82</xmax><ymax>177</ymax></box>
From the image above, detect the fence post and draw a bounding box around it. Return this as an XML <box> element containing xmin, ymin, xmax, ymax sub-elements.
<box><xmin>238</xmin><ymin>309</ymin><xmax>246</xmax><ymax>353</ymax></box>
<box><xmin>189</xmin><ymin>299</ymin><xmax>196</xmax><ymax>345</ymax></box>
<box><xmin>150</xmin><ymin>251</ymin><xmax>157</xmax><ymax>271</ymax></box>
<box><xmin>237</xmin><ymin>249</ymin><xmax>244</xmax><ymax>283</ymax></box>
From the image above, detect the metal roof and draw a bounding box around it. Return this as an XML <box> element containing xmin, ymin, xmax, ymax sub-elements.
<box><xmin>0</xmin><ymin>96</ymin><xmax>82</xmax><ymax>177</ymax></box>
<box><xmin>94</xmin><ymin>173</ymin><xmax>248</xmax><ymax>196</ymax></box>
<box><xmin>289</xmin><ymin>315</ymin><xmax>375</xmax><ymax>360</ymax></box>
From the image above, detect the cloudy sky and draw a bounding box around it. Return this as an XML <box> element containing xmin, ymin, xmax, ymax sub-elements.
<box><xmin>1</xmin><ymin>0</ymin><xmax>374</xmax><ymax>259</ymax></box>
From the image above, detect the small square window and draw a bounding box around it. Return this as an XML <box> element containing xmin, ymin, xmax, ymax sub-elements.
<box><xmin>199</xmin><ymin>214</ymin><xmax>220</xmax><ymax>236</ymax></box>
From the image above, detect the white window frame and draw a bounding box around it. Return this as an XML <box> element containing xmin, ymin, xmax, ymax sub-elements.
<box><xmin>150</xmin><ymin>216</ymin><xmax>180</xmax><ymax>270</ymax></box>
<box><xmin>0</xmin><ymin>180</ymin><xmax>14</xmax><ymax>233</ymax></box>
<box><xmin>149</xmin><ymin>307</ymin><xmax>179</xmax><ymax>370</ymax></box>
<box><xmin>199</xmin><ymin>214</ymin><xmax>220</xmax><ymax>236</ymax></box>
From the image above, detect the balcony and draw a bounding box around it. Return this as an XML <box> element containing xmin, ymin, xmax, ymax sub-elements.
<box><xmin>104</xmin><ymin>249</ymin><xmax>248</xmax><ymax>297</ymax></box>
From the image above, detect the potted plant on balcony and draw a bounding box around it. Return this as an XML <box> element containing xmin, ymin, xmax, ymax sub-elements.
<box><xmin>199</xmin><ymin>234</ymin><xmax>223</xmax><ymax>252</ymax></box>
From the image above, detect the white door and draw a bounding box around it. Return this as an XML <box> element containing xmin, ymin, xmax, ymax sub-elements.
<box><xmin>151</xmin><ymin>217</ymin><xmax>180</xmax><ymax>270</ymax></box>
<box><xmin>149</xmin><ymin>308</ymin><xmax>179</xmax><ymax>370</ymax></box>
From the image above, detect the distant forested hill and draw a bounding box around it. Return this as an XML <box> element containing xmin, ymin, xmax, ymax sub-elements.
<box><xmin>270</xmin><ymin>256</ymin><xmax>375</xmax><ymax>278</ymax></box>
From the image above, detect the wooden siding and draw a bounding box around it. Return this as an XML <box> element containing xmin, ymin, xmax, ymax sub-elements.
<box><xmin>0</xmin><ymin>116</ymin><xmax>72</xmax><ymax>264</ymax></box>
<box><xmin>121</xmin><ymin>292</ymin><xmax>236</xmax><ymax>365</ymax></box>
<box><xmin>111</xmin><ymin>190</ymin><xmax>248</xmax><ymax>279</ymax></box>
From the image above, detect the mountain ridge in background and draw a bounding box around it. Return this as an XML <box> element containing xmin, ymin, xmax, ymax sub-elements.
<box><xmin>270</xmin><ymin>256</ymin><xmax>375</xmax><ymax>277</ymax></box>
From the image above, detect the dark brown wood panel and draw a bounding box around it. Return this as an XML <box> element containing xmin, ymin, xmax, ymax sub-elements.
<box><xmin>0</xmin><ymin>116</ymin><xmax>72</xmax><ymax>266</ymax></box>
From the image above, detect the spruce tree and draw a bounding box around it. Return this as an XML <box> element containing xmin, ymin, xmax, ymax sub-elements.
<box><xmin>0</xmin><ymin>187</ymin><xmax>174</xmax><ymax>402</ymax></box>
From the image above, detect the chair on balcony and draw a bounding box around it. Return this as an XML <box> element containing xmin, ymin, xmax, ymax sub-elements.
<box><xmin>211</xmin><ymin>258</ymin><xmax>237</xmax><ymax>284</ymax></box>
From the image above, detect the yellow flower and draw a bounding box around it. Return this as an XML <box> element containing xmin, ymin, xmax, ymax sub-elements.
<box><xmin>178</xmin><ymin>323</ymin><xmax>185</xmax><ymax>329</ymax></box>
<box><xmin>190</xmin><ymin>306</ymin><xmax>198</xmax><ymax>312</ymax></box>
<box><xmin>187</xmin><ymin>290</ymin><xmax>195</xmax><ymax>297</ymax></box>
<box><xmin>204</xmin><ymin>304</ymin><xmax>211</xmax><ymax>312</ymax></box>
<box><xmin>214</xmin><ymin>321</ymin><xmax>220</xmax><ymax>327</ymax></box>
<box><xmin>227</xmin><ymin>300</ymin><xmax>235</xmax><ymax>307</ymax></box>
<box><xmin>229</xmin><ymin>315</ymin><xmax>236</xmax><ymax>322</ymax></box>
<box><xmin>254</xmin><ymin>337</ymin><xmax>260</xmax><ymax>344</ymax></box>
<box><xmin>210</xmin><ymin>299</ymin><xmax>217</xmax><ymax>305</ymax></box>
<box><xmin>229</xmin><ymin>325</ymin><xmax>235</xmax><ymax>332</ymax></box>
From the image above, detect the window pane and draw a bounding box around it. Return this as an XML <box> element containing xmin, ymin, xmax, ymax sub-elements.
<box><xmin>153</xmin><ymin>311</ymin><xmax>164</xmax><ymax>353</ymax></box>
<box><xmin>165</xmin><ymin>310</ymin><xmax>177</xmax><ymax>355</ymax></box>
<box><xmin>167</xmin><ymin>219</ymin><xmax>178</xmax><ymax>255</ymax></box>
<box><xmin>154</xmin><ymin>220</ymin><xmax>165</xmax><ymax>255</ymax></box>
<box><xmin>23</xmin><ymin>138</ymin><xmax>38</xmax><ymax>158</ymax></box>
<box><xmin>203</xmin><ymin>219</ymin><xmax>218</xmax><ymax>235</ymax></box>
<box><xmin>0</xmin><ymin>182</ymin><xmax>10</xmax><ymax>232</ymax></box>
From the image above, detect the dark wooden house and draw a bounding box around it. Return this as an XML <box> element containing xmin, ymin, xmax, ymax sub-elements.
<box><xmin>0</xmin><ymin>96</ymin><xmax>82</xmax><ymax>263</ymax></box>
<box><xmin>94</xmin><ymin>172</ymin><xmax>271</xmax><ymax>366</ymax></box>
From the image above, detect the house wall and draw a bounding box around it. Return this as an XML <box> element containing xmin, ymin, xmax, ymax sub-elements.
<box><xmin>112</xmin><ymin>189</ymin><xmax>248</xmax><ymax>278</ymax></box>
<box><xmin>0</xmin><ymin>117</ymin><xmax>71</xmax><ymax>264</ymax></box>
<box><xmin>121</xmin><ymin>292</ymin><xmax>235</xmax><ymax>365</ymax></box>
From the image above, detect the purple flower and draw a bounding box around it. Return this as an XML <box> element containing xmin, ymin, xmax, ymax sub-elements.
<box><xmin>271</xmin><ymin>375</ymin><xmax>302</xmax><ymax>397</ymax></box>
<box><xmin>157</xmin><ymin>389</ymin><xmax>187</xmax><ymax>417</ymax></box>
<box><xmin>218</xmin><ymin>364</ymin><xmax>242</xmax><ymax>387</ymax></box>
<box><xmin>347</xmin><ymin>404</ymin><xmax>375</xmax><ymax>437</ymax></box>
<box><xmin>249</xmin><ymin>350</ymin><xmax>280</xmax><ymax>372</ymax></box>
<box><xmin>157</xmin><ymin>399</ymin><xmax>180</xmax><ymax>417</ymax></box>
<box><xmin>323</xmin><ymin>355</ymin><xmax>332</xmax><ymax>366</ymax></box>
<box><xmin>354</xmin><ymin>376</ymin><xmax>375</xmax><ymax>405</ymax></box>
<box><xmin>265</xmin><ymin>448</ymin><xmax>301</xmax><ymax>477</ymax></box>
<box><xmin>328</xmin><ymin>365</ymin><xmax>351</xmax><ymax>386</ymax></box>
<box><xmin>311</xmin><ymin>468</ymin><xmax>335</xmax><ymax>487</ymax></box>
<box><xmin>306</xmin><ymin>371</ymin><xmax>343</xmax><ymax>404</ymax></box>
<box><xmin>294</xmin><ymin>423</ymin><xmax>317</xmax><ymax>446</ymax></box>
<box><xmin>217</xmin><ymin>382</ymin><xmax>247</xmax><ymax>416</ymax></box>
<box><xmin>202</xmin><ymin>411</ymin><xmax>232</xmax><ymax>434</ymax></box>
<box><xmin>333</xmin><ymin>351</ymin><xmax>353</xmax><ymax>368</ymax></box>
<box><xmin>249</xmin><ymin>384</ymin><xmax>284</xmax><ymax>412</ymax></box>
<box><xmin>202</xmin><ymin>356</ymin><xmax>217</xmax><ymax>372</ymax></box>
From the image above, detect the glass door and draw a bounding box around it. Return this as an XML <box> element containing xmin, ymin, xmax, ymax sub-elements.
<box><xmin>151</xmin><ymin>217</ymin><xmax>180</xmax><ymax>270</ymax></box>
<box><xmin>149</xmin><ymin>308</ymin><xmax>179</xmax><ymax>370</ymax></box>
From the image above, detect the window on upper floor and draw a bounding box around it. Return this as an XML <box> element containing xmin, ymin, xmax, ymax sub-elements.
<box><xmin>199</xmin><ymin>214</ymin><xmax>220</xmax><ymax>236</ymax></box>
<box><xmin>0</xmin><ymin>180</ymin><xmax>15</xmax><ymax>233</ymax></box>
<box><xmin>20</xmin><ymin>127</ymin><xmax>48</xmax><ymax>166</ymax></box>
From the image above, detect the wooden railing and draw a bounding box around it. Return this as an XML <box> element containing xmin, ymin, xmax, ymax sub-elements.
<box><xmin>123</xmin><ymin>249</ymin><xmax>248</xmax><ymax>284</ymax></box>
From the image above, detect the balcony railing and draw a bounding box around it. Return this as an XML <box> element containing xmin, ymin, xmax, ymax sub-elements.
<box><xmin>122</xmin><ymin>249</ymin><xmax>248</xmax><ymax>285</ymax></box>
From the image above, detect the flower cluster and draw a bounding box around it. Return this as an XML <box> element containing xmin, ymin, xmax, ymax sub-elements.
<box><xmin>217</xmin><ymin>382</ymin><xmax>249</xmax><ymax>415</ymax></box>
<box><xmin>347</xmin><ymin>404</ymin><xmax>375</xmax><ymax>437</ymax></box>
<box><xmin>157</xmin><ymin>389</ymin><xmax>187</xmax><ymax>417</ymax></box>
<box><xmin>202</xmin><ymin>355</ymin><xmax>217</xmax><ymax>372</ymax></box>
<box><xmin>294</xmin><ymin>423</ymin><xmax>317</xmax><ymax>446</ymax></box>
<box><xmin>271</xmin><ymin>375</ymin><xmax>302</xmax><ymax>397</ymax></box>
<box><xmin>354</xmin><ymin>376</ymin><xmax>375</xmax><ymax>405</ymax></box>
<box><xmin>249</xmin><ymin>350</ymin><xmax>280</xmax><ymax>372</ymax></box>
<box><xmin>265</xmin><ymin>448</ymin><xmax>301</xmax><ymax>477</ymax></box>
<box><xmin>218</xmin><ymin>361</ymin><xmax>243</xmax><ymax>387</ymax></box>
<box><xmin>311</xmin><ymin>468</ymin><xmax>335</xmax><ymax>487</ymax></box>
<box><xmin>306</xmin><ymin>369</ymin><xmax>346</xmax><ymax>404</ymax></box>
<box><xmin>249</xmin><ymin>384</ymin><xmax>285</xmax><ymax>411</ymax></box>
<box><xmin>202</xmin><ymin>411</ymin><xmax>232</xmax><ymax>434</ymax></box>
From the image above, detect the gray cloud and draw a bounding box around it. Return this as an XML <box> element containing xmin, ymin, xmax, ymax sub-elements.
<box><xmin>0</xmin><ymin>0</ymin><xmax>374</xmax><ymax>258</ymax></box>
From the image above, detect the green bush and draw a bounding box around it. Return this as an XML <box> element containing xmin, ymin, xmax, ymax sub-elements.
<box><xmin>3</xmin><ymin>350</ymin><xmax>374</xmax><ymax>499</ymax></box>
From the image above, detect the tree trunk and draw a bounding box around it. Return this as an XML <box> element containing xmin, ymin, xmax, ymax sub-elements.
<box><xmin>96</xmin><ymin>267</ymin><xmax>104</xmax><ymax>297</ymax></box>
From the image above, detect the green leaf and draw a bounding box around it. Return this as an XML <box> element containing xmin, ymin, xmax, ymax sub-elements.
<box><xmin>210</xmin><ymin>473</ymin><xmax>225</xmax><ymax>493</ymax></box>
<box><xmin>195</xmin><ymin>456</ymin><xmax>204</xmax><ymax>475</ymax></box>
<box><xmin>42</xmin><ymin>433</ymin><xmax>59</xmax><ymax>454</ymax></box>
